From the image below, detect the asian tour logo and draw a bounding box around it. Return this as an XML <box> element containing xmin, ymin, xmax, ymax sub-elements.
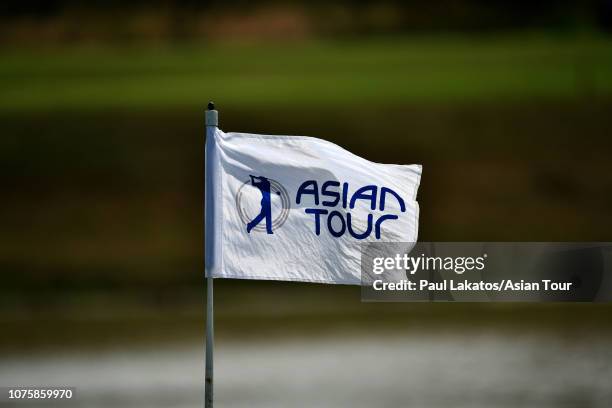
<box><xmin>235</xmin><ymin>175</ymin><xmax>291</xmax><ymax>234</ymax></box>
<box><xmin>236</xmin><ymin>174</ymin><xmax>407</xmax><ymax>239</ymax></box>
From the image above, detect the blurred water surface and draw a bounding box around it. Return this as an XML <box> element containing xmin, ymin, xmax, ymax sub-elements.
<box><xmin>1</xmin><ymin>330</ymin><xmax>611</xmax><ymax>408</ymax></box>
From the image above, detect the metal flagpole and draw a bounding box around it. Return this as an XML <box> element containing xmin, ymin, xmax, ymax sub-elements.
<box><xmin>204</xmin><ymin>101</ymin><xmax>218</xmax><ymax>408</ymax></box>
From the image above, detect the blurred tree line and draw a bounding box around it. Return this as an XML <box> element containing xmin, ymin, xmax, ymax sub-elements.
<box><xmin>1</xmin><ymin>0</ymin><xmax>611</xmax><ymax>46</ymax></box>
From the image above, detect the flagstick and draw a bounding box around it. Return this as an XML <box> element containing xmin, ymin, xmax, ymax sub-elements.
<box><xmin>205</xmin><ymin>273</ymin><xmax>214</xmax><ymax>408</ymax></box>
<box><xmin>205</xmin><ymin>101</ymin><xmax>218</xmax><ymax>408</ymax></box>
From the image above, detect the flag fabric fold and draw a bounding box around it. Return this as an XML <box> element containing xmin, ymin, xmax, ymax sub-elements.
<box><xmin>205</xmin><ymin>128</ymin><xmax>422</xmax><ymax>285</ymax></box>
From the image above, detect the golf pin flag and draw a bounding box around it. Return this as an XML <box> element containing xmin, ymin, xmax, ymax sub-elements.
<box><xmin>205</xmin><ymin>128</ymin><xmax>422</xmax><ymax>285</ymax></box>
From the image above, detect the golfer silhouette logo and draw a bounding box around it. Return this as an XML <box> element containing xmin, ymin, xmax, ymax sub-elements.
<box><xmin>235</xmin><ymin>175</ymin><xmax>291</xmax><ymax>234</ymax></box>
<box><xmin>247</xmin><ymin>175</ymin><xmax>273</xmax><ymax>233</ymax></box>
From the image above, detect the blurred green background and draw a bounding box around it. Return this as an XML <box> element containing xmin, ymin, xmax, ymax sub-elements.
<box><xmin>1</xmin><ymin>1</ymin><xmax>612</xmax><ymax>398</ymax></box>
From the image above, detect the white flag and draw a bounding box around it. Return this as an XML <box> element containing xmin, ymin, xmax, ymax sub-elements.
<box><xmin>205</xmin><ymin>128</ymin><xmax>422</xmax><ymax>285</ymax></box>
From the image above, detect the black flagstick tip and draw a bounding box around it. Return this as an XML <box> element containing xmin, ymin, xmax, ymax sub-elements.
<box><xmin>207</xmin><ymin>101</ymin><xmax>215</xmax><ymax>111</ymax></box>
